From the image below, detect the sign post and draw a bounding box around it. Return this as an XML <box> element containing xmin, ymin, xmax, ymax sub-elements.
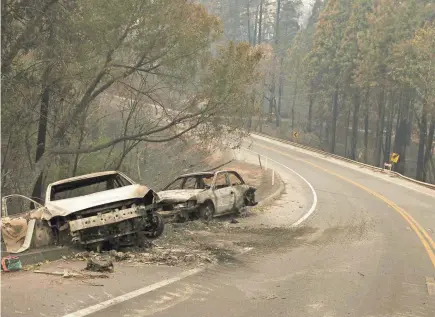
<box><xmin>389</xmin><ymin>152</ymin><xmax>400</xmax><ymax>171</ymax></box>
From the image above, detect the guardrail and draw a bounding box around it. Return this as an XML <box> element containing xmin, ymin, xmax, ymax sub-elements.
<box><xmin>252</xmin><ymin>132</ymin><xmax>435</xmax><ymax>191</ymax></box>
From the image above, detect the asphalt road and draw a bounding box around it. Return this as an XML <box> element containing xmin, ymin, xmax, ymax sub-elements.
<box><xmin>71</xmin><ymin>134</ymin><xmax>435</xmax><ymax>317</ymax></box>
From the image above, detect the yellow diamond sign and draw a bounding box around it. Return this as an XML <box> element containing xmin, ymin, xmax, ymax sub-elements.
<box><xmin>390</xmin><ymin>153</ymin><xmax>400</xmax><ymax>164</ymax></box>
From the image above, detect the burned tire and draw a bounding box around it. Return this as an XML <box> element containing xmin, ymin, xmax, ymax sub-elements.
<box><xmin>144</xmin><ymin>212</ymin><xmax>165</xmax><ymax>239</ymax></box>
<box><xmin>199</xmin><ymin>202</ymin><xmax>214</xmax><ymax>222</ymax></box>
<box><xmin>244</xmin><ymin>189</ymin><xmax>257</xmax><ymax>207</ymax></box>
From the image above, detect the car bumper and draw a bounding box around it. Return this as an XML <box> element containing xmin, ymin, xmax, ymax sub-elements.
<box><xmin>159</xmin><ymin>206</ymin><xmax>199</xmax><ymax>220</ymax></box>
<box><xmin>67</xmin><ymin>205</ymin><xmax>156</xmax><ymax>245</ymax></box>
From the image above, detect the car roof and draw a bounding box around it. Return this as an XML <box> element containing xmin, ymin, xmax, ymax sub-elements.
<box><xmin>177</xmin><ymin>170</ymin><xmax>239</xmax><ymax>178</ymax></box>
<box><xmin>178</xmin><ymin>171</ymin><xmax>215</xmax><ymax>178</ymax></box>
<box><xmin>49</xmin><ymin>171</ymin><xmax>124</xmax><ymax>186</ymax></box>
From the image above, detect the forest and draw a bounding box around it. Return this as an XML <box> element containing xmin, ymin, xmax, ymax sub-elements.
<box><xmin>203</xmin><ymin>0</ymin><xmax>435</xmax><ymax>183</ymax></box>
<box><xmin>2</xmin><ymin>0</ymin><xmax>435</xmax><ymax>202</ymax></box>
<box><xmin>1</xmin><ymin>0</ymin><xmax>264</xmax><ymax>199</ymax></box>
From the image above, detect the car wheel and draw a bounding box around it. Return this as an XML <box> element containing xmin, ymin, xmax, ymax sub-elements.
<box><xmin>199</xmin><ymin>202</ymin><xmax>214</xmax><ymax>222</ymax></box>
<box><xmin>145</xmin><ymin>212</ymin><xmax>165</xmax><ymax>239</ymax></box>
<box><xmin>174</xmin><ymin>213</ymin><xmax>187</xmax><ymax>223</ymax></box>
<box><xmin>244</xmin><ymin>190</ymin><xmax>257</xmax><ymax>207</ymax></box>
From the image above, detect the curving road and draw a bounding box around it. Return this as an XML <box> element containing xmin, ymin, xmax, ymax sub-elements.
<box><xmin>75</xmin><ymin>134</ymin><xmax>435</xmax><ymax>317</ymax></box>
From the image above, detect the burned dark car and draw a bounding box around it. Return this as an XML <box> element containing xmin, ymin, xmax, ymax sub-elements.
<box><xmin>1</xmin><ymin>171</ymin><xmax>164</xmax><ymax>253</ymax></box>
<box><xmin>157</xmin><ymin>170</ymin><xmax>257</xmax><ymax>222</ymax></box>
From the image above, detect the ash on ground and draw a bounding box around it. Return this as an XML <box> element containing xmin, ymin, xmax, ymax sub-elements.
<box><xmin>73</xmin><ymin>246</ymin><xmax>217</xmax><ymax>268</ymax></box>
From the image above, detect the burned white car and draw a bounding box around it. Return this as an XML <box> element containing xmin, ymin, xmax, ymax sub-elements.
<box><xmin>1</xmin><ymin>171</ymin><xmax>164</xmax><ymax>253</ymax></box>
<box><xmin>157</xmin><ymin>170</ymin><xmax>257</xmax><ymax>222</ymax></box>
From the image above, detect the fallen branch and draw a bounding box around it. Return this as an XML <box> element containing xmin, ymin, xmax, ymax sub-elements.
<box><xmin>33</xmin><ymin>270</ymin><xmax>109</xmax><ymax>279</ymax></box>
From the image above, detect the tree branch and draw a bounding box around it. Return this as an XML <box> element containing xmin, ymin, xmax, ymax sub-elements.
<box><xmin>52</xmin><ymin>14</ymin><xmax>140</xmax><ymax>143</ymax></box>
<box><xmin>50</xmin><ymin>120</ymin><xmax>202</xmax><ymax>155</ymax></box>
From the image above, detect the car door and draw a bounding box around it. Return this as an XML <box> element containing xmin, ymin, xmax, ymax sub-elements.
<box><xmin>1</xmin><ymin>195</ymin><xmax>45</xmax><ymax>253</ymax></box>
<box><xmin>227</xmin><ymin>171</ymin><xmax>246</xmax><ymax>208</ymax></box>
<box><xmin>212</xmin><ymin>172</ymin><xmax>235</xmax><ymax>214</ymax></box>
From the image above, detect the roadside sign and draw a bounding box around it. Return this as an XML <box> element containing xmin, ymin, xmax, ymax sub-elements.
<box><xmin>390</xmin><ymin>153</ymin><xmax>400</xmax><ymax>164</ymax></box>
<box><xmin>293</xmin><ymin>131</ymin><xmax>299</xmax><ymax>138</ymax></box>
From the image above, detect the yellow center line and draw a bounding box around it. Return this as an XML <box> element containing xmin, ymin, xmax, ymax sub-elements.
<box><xmin>255</xmin><ymin>142</ymin><xmax>435</xmax><ymax>269</ymax></box>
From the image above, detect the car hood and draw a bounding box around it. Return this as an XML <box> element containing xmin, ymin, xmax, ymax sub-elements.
<box><xmin>156</xmin><ymin>189</ymin><xmax>204</xmax><ymax>203</ymax></box>
<box><xmin>44</xmin><ymin>185</ymin><xmax>152</xmax><ymax>219</ymax></box>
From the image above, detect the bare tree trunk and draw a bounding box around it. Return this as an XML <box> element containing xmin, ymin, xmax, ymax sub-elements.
<box><xmin>71</xmin><ymin>114</ymin><xmax>87</xmax><ymax>177</ymax></box>
<box><xmin>307</xmin><ymin>91</ymin><xmax>314</xmax><ymax>133</ymax></box>
<box><xmin>373</xmin><ymin>88</ymin><xmax>386</xmax><ymax>167</ymax></box>
<box><xmin>233</xmin><ymin>0</ymin><xmax>241</xmax><ymax>40</ymax></box>
<box><xmin>416</xmin><ymin>99</ymin><xmax>428</xmax><ymax>181</ymax></box>
<box><xmin>393</xmin><ymin>88</ymin><xmax>413</xmax><ymax>174</ymax></box>
<box><xmin>248</xmin><ymin>90</ymin><xmax>256</xmax><ymax>130</ymax></box>
<box><xmin>393</xmin><ymin>90</ymin><xmax>403</xmax><ymax>153</ymax></box>
<box><xmin>344</xmin><ymin>106</ymin><xmax>351</xmax><ymax>158</ymax></box>
<box><xmin>319</xmin><ymin>121</ymin><xmax>323</xmax><ymax>145</ymax></box>
<box><xmin>350</xmin><ymin>91</ymin><xmax>360</xmax><ymax>160</ymax></box>
<box><xmin>253</xmin><ymin>4</ymin><xmax>258</xmax><ymax>46</ymax></box>
<box><xmin>384</xmin><ymin>92</ymin><xmax>395</xmax><ymax>164</ymax></box>
<box><xmin>1</xmin><ymin>134</ymin><xmax>12</xmax><ymax>181</ymax></box>
<box><xmin>259</xmin><ymin>77</ymin><xmax>266</xmax><ymax>132</ymax></box>
<box><xmin>31</xmin><ymin>85</ymin><xmax>49</xmax><ymax>202</ymax></box>
<box><xmin>247</xmin><ymin>1</ymin><xmax>251</xmax><ymax>45</ymax></box>
<box><xmin>258</xmin><ymin>0</ymin><xmax>264</xmax><ymax>44</ymax></box>
<box><xmin>363</xmin><ymin>91</ymin><xmax>370</xmax><ymax>163</ymax></box>
<box><xmin>277</xmin><ymin>57</ymin><xmax>284</xmax><ymax>128</ymax></box>
<box><xmin>259</xmin><ymin>112</ymin><xmax>264</xmax><ymax>133</ymax></box>
<box><xmin>291</xmin><ymin>80</ymin><xmax>298</xmax><ymax>132</ymax></box>
<box><xmin>270</xmin><ymin>0</ymin><xmax>281</xmax><ymax>127</ymax></box>
<box><xmin>393</xmin><ymin>91</ymin><xmax>404</xmax><ymax>173</ymax></box>
<box><xmin>269</xmin><ymin>76</ymin><xmax>276</xmax><ymax>119</ymax></box>
<box><xmin>330</xmin><ymin>84</ymin><xmax>339</xmax><ymax>154</ymax></box>
<box><xmin>275</xmin><ymin>0</ymin><xmax>281</xmax><ymax>41</ymax></box>
<box><xmin>424</xmin><ymin>118</ymin><xmax>435</xmax><ymax>180</ymax></box>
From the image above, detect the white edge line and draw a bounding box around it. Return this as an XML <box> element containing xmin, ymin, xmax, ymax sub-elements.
<box><xmin>242</xmin><ymin>147</ymin><xmax>318</xmax><ymax>227</ymax></box>
<box><xmin>62</xmin><ymin>267</ymin><xmax>203</xmax><ymax>317</ymax></box>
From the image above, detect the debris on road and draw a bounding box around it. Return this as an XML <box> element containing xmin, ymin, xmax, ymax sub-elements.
<box><xmin>1</xmin><ymin>255</ymin><xmax>23</xmax><ymax>272</ymax></box>
<box><xmin>33</xmin><ymin>269</ymin><xmax>109</xmax><ymax>279</ymax></box>
<box><xmin>73</xmin><ymin>244</ymin><xmax>217</xmax><ymax>267</ymax></box>
<box><xmin>85</xmin><ymin>257</ymin><xmax>114</xmax><ymax>273</ymax></box>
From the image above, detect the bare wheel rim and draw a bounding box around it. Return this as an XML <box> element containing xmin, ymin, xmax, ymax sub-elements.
<box><xmin>201</xmin><ymin>204</ymin><xmax>213</xmax><ymax>221</ymax></box>
<box><xmin>204</xmin><ymin>206</ymin><xmax>212</xmax><ymax>219</ymax></box>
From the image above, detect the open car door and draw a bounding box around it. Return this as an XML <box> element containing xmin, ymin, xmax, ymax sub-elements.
<box><xmin>1</xmin><ymin>195</ymin><xmax>47</xmax><ymax>253</ymax></box>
